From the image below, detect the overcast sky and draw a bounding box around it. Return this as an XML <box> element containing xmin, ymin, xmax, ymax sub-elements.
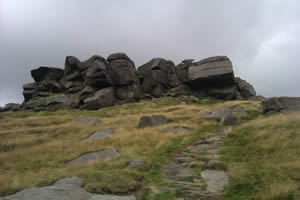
<box><xmin>0</xmin><ymin>0</ymin><xmax>299</xmax><ymax>106</ymax></box>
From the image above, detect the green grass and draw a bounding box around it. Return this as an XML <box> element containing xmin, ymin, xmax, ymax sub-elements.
<box><xmin>221</xmin><ymin>112</ymin><xmax>300</xmax><ymax>200</ymax></box>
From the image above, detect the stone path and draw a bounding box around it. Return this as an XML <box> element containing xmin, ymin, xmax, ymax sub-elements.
<box><xmin>0</xmin><ymin>177</ymin><xmax>135</xmax><ymax>200</ymax></box>
<box><xmin>160</xmin><ymin>132</ymin><xmax>228</xmax><ymax>200</ymax></box>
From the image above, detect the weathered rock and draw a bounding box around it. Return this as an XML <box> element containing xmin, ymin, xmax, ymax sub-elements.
<box><xmin>138</xmin><ymin>115</ymin><xmax>168</xmax><ymax>128</ymax></box>
<box><xmin>107</xmin><ymin>53</ymin><xmax>139</xmax><ymax>86</ymax></box>
<box><xmin>69</xmin><ymin>149</ymin><xmax>120</xmax><ymax>165</ymax></box>
<box><xmin>115</xmin><ymin>84</ymin><xmax>142</xmax><ymax>103</ymax></box>
<box><xmin>127</xmin><ymin>160</ymin><xmax>144</xmax><ymax>169</ymax></box>
<box><xmin>220</xmin><ymin>110</ymin><xmax>237</xmax><ymax>125</ymax></box>
<box><xmin>232</xmin><ymin>105</ymin><xmax>248</xmax><ymax>117</ymax></box>
<box><xmin>1</xmin><ymin>103</ymin><xmax>21</xmax><ymax>112</ymax></box>
<box><xmin>167</xmin><ymin>84</ymin><xmax>203</xmax><ymax>97</ymax></box>
<box><xmin>74</xmin><ymin>117</ymin><xmax>100</xmax><ymax>125</ymax></box>
<box><xmin>83</xmin><ymin>129</ymin><xmax>112</xmax><ymax>141</ymax></box>
<box><xmin>235</xmin><ymin>77</ymin><xmax>256</xmax><ymax>99</ymax></box>
<box><xmin>201</xmin><ymin>170</ymin><xmax>229</xmax><ymax>193</ymax></box>
<box><xmin>188</xmin><ymin>56</ymin><xmax>236</xmax><ymax>99</ymax></box>
<box><xmin>201</xmin><ymin>109</ymin><xmax>237</xmax><ymax>125</ymax></box>
<box><xmin>31</xmin><ymin>67</ymin><xmax>64</xmax><ymax>82</ymax></box>
<box><xmin>79</xmin><ymin>86</ymin><xmax>96</xmax><ymax>102</ymax></box>
<box><xmin>22</xmin><ymin>94</ymin><xmax>79</xmax><ymax>111</ymax></box>
<box><xmin>81</xmin><ymin>87</ymin><xmax>114</xmax><ymax>110</ymax></box>
<box><xmin>23</xmin><ymin>82</ymin><xmax>37</xmax><ymax>90</ymax></box>
<box><xmin>107</xmin><ymin>53</ymin><xmax>132</xmax><ymax>63</ymax></box>
<box><xmin>0</xmin><ymin>176</ymin><xmax>136</xmax><ymax>200</ymax></box>
<box><xmin>138</xmin><ymin>58</ymin><xmax>174</xmax><ymax>97</ymax></box>
<box><xmin>161</xmin><ymin>126</ymin><xmax>189</xmax><ymax>134</ymax></box>
<box><xmin>262</xmin><ymin>97</ymin><xmax>300</xmax><ymax>115</ymax></box>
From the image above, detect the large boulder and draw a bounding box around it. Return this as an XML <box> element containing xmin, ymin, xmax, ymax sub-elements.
<box><xmin>81</xmin><ymin>87</ymin><xmax>114</xmax><ymax>110</ymax></box>
<box><xmin>262</xmin><ymin>97</ymin><xmax>300</xmax><ymax>115</ymax></box>
<box><xmin>138</xmin><ymin>58</ymin><xmax>174</xmax><ymax>97</ymax></box>
<box><xmin>235</xmin><ymin>77</ymin><xmax>256</xmax><ymax>99</ymax></box>
<box><xmin>187</xmin><ymin>56</ymin><xmax>236</xmax><ymax>99</ymax></box>
<box><xmin>31</xmin><ymin>67</ymin><xmax>64</xmax><ymax>82</ymax></box>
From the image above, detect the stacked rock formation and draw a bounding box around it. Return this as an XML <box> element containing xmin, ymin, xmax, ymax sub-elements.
<box><xmin>20</xmin><ymin>53</ymin><xmax>256</xmax><ymax>111</ymax></box>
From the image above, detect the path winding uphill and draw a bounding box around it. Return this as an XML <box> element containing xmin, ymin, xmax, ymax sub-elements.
<box><xmin>160</xmin><ymin>131</ymin><xmax>228</xmax><ymax>200</ymax></box>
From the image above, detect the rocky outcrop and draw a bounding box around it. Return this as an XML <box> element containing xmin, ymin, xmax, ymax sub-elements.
<box><xmin>262</xmin><ymin>97</ymin><xmax>300</xmax><ymax>115</ymax></box>
<box><xmin>15</xmin><ymin>53</ymin><xmax>258</xmax><ymax>112</ymax></box>
<box><xmin>0</xmin><ymin>176</ymin><xmax>136</xmax><ymax>200</ymax></box>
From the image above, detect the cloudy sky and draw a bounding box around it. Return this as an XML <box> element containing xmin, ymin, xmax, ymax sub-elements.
<box><xmin>0</xmin><ymin>0</ymin><xmax>299</xmax><ymax>106</ymax></box>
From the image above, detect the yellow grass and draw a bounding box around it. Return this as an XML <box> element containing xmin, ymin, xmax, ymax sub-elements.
<box><xmin>0</xmin><ymin>97</ymin><xmax>260</xmax><ymax>196</ymax></box>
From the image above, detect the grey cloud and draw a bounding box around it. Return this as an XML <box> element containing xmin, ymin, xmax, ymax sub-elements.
<box><xmin>0</xmin><ymin>0</ymin><xmax>299</xmax><ymax>106</ymax></box>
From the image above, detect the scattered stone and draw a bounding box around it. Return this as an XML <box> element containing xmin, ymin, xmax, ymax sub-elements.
<box><xmin>74</xmin><ymin>117</ymin><xmax>100</xmax><ymax>125</ymax></box>
<box><xmin>127</xmin><ymin>160</ymin><xmax>144</xmax><ymax>169</ymax></box>
<box><xmin>83</xmin><ymin>129</ymin><xmax>112</xmax><ymax>141</ymax></box>
<box><xmin>262</xmin><ymin>97</ymin><xmax>300</xmax><ymax>115</ymax></box>
<box><xmin>138</xmin><ymin>115</ymin><xmax>168</xmax><ymax>128</ymax></box>
<box><xmin>220</xmin><ymin>110</ymin><xmax>237</xmax><ymax>125</ymax></box>
<box><xmin>201</xmin><ymin>109</ymin><xmax>237</xmax><ymax>126</ymax></box>
<box><xmin>201</xmin><ymin>170</ymin><xmax>229</xmax><ymax>193</ymax></box>
<box><xmin>161</xmin><ymin>126</ymin><xmax>188</xmax><ymax>134</ymax></box>
<box><xmin>232</xmin><ymin>105</ymin><xmax>248</xmax><ymax>116</ymax></box>
<box><xmin>69</xmin><ymin>149</ymin><xmax>120</xmax><ymax>165</ymax></box>
<box><xmin>0</xmin><ymin>176</ymin><xmax>136</xmax><ymax>200</ymax></box>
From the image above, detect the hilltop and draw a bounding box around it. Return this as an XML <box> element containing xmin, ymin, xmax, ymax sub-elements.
<box><xmin>1</xmin><ymin>96</ymin><xmax>300</xmax><ymax>200</ymax></box>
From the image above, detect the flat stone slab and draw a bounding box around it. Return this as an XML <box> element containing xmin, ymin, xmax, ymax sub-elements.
<box><xmin>69</xmin><ymin>149</ymin><xmax>120</xmax><ymax>165</ymax></box>
<box><xmin>83</xmin><ymin>129</ymin><xmax>112</xmax><ymax>141</ymax></box>
<box><xmin>74</xmin><ymin>117</ymin><xmax>100</xmax><ymax>125</ymax></box>
<box><xmin>161</xmin><ymin>126</ymin><xmax>189</xmax><ymax>134</ymax></box>
<box><xmin>201</xmin><ymin>170</ymin><xmax>229</xmax><ymax>193</ymax></box>
<box><xmin>232</xmin><ymin>105</ymin><xmax>248</xmax><ymax>117</ymax></box>
<box><xmin>0</xmin><ymin>177</ymin><xmax>136</xmax><ymax>200</ymax></box>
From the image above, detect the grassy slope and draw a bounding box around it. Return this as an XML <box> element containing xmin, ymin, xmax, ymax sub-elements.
<box><xmin>2</xmin><ymin>97</ymin><xmax>297</xmax><ymax>200</ymax></box>
<box><xmin>221</xmin><ymin>112</ymin><xmax>300</xmax><ymax>200</ymax></box>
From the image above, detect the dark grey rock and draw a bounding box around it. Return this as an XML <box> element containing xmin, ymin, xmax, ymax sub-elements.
<box><xmin>161</xmin><ymin>126</ymin><xmax>189</xmax><ymax>134</ymax></box>
<box><xmin>138</xmin><ymin>58</ymin><xmax>174</xmax><ymax>97</ymax></box>
<box><xmin>235</xmin><ymin>77</ymin><xmax>256</xmax><ymax>99</ymax></box>
<box><xmin>2</xmin><ymin>103</ymin><xmax>21</xmax><ymax>112</ymax></box>
<box><xmin>83</xmin><ymin>129</ymin><xmax>112</xmax><ymax>141</ymax></box>
<box><xmin>69</xmin><ymin>149</ymin><xmax>120</xmax><ymax>165</ymax></box>
<box><xmin>107</xmin><ymin>52</ymin><xmax>132</xmax><ymax>63</ymax></box>
<box><xmin>79</xmin><ymin>86</ymin><xmax>97</xmax><ymax>102</ymax></box>
<box><xmin>262</xmin><ymin>97</ymin><xmax>300</xmax><ymax>115</ymax></box>
<box><xmin>115</xmin><ymin>84</ymin><xmax>142</xmax><ymax>102</ymax></box>
<box><xmin>220</xmin><ymin>110</ymin><xmax>237</xmax><ymax>125</ymax></box>
<box><xmin>187</xmin><ymin>56</ymin><xmax>236</xmax><ymax>99</ymax></box>
<box><xmin>108</xmin><ymin>59</ymin><xmax>139</xmax><ymax>86</ymax></box>
<box><xmin>138</xmin><ymin>115</ymin><xmax>168</xmax><ymax>128</ymax></box>
<box><xmin>81</xmin><ymin>87</ymin><xmax>114</xmax><ymax>110</ymax></box>
<box><xmin>182</xmin><ymin>59</ymin><xmax>194</xmax><ymax>64</ymax></box>
<box><xmin>22</xmin><ymin>94</ymin><xmax>80</xmax><ymax>111</ymax></box>
<box><xmin>166</xmin><ymin>84</ymin><xmax>203</xmax><ymax>97</ymax></box>
<box><xmin>0</xmin><ymin>176</ymin><xmax>136</xmax><ymax>200</ymax></box>
<box><xmin>127</xmin><ymin>160</ymin><xmax>144</xmax><ymax>169</ymax></box>
<box><xmin>31</xmin><ymin>67</ymin><xmax>64</xmax><ymax>82</ymax></box>
<box><xmin>74</xmin><ymin>117</ymin><xmax>100</xmax><ymax>125</ymax></box>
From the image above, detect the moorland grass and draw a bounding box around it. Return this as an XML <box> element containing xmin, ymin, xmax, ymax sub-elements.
<box><xmin>0</xmin><ymin>97</ymin><xmax>260</xmax><ymax>197</ymax></box>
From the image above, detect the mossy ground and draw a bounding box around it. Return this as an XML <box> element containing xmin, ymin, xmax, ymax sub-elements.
<box><xmin>2</xmin><ymin>97</ymin><xmax>295</xmax><ymax>200</ymax></box>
